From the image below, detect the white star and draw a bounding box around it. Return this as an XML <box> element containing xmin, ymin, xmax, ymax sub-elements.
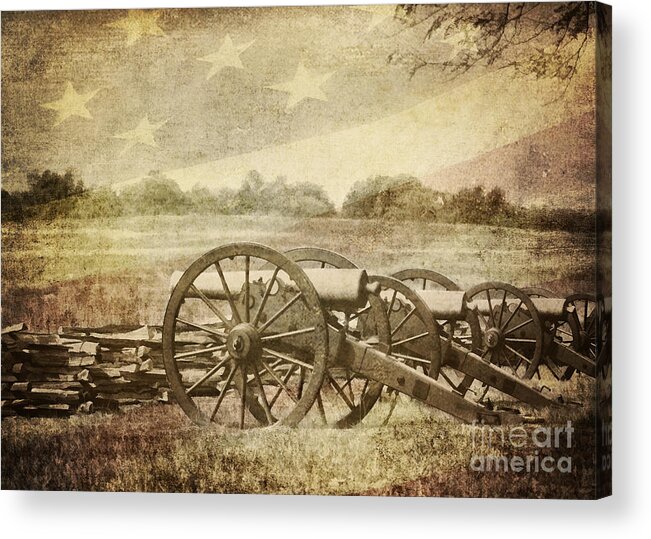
<box><xmin>107</xmin><ymin>10</ymin><xmax>165</xmax><ymax>46</ymax></box>
<box><xmin>197</xmin><ymin>35</ymin><xmax>255</xmax><ymax>80</ymax></box>
<box><xmin>41</xmin><ymin>82</ymin><xmax>99</xmax><ymax>126</ymax></box>
<box><xmin>267</xmin><ymin>62</ymin><xmax>334</xmax><ymax>110</ymax></box>
<box><xmin>114</xmin><ymin>116</ymin><xmax>167</xmax><ymax>152</ymax></box>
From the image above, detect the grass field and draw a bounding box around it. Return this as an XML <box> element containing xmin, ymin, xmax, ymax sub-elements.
<box><xmin>1</xmin><ymin>214</ymin><xmax>599</xmax><ymax>497</ymax></box>
<box><xmin>2</xmin><ymin>381</ymin><xmax>597</xmax><ymax>497</ymax></box>
<box><xmin>1</xmin><ymin>214</ymin><xmax>596</xmax><ymax>331</ymax></box>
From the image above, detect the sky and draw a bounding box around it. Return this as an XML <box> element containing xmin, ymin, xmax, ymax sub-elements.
<box><xmin>1</xmin><ymin>4</ymin><xmax>597</xmax><ymax>208</ymax></box>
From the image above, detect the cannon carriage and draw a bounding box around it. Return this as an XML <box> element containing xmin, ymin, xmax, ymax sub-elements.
<box><xmin>392</xmin><ymin>270</ymin><xmax>556</xmax><ymax>407</ymax></box>
<box><xmin>522</xmin><ymin>288</ymin><xmax>611</xmax><ymax>380</ymax></box>
<box><xmin>161</xmin><ymin>242</ymin><xmax>610</xmax><ymax>430</ymax></box>
<box><xmin>393</xmin><ymin>269</ymin><xmax>605</xmax><ymax>383</ymax></box>
<box><xmin>162</xmin><ymin>243</ymin><xmax>547</xmax><ymax>430</ymax></box>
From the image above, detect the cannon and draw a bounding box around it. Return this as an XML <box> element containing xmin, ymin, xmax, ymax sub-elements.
<box><xmin>467</xmin><ymin>284</ymin><xmax>601</xmax><ymax>380</ymax></box>
<box><xmin>521</xmin><ymin>288</ymin><xmax>610</xmax><ymax>380</ymax></box>
<box><xmin>394</xmin><ymin>269</ymin><xmax>600</xmax><ymax>382</ymax></box>
<box><xmin>392</xmin><ymin>269</ymin><xmax>559</xmax><ymax>407</ymax></box>
<box><xmin>161</xmin><ymin>243</ymin><xmax>544</xmax><ymax>429</ymax></box>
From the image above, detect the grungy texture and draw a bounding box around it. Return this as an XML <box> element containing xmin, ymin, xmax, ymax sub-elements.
<box><xmin>0</xmin><ymin>3</ymin><xmax>607</xmax><ymax>500</ymax></box>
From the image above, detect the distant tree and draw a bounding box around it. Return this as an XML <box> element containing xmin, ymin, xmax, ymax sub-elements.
<box><xmin>441</xmin><ymin>185</ymin><xmax>513</xmax><ymax>225</ymax></box>
<box><xmin>69</xmin><ymin>187</ymin><xmax>123</xmax><ymax>219</ymax></box>
<box><xmin>187</xmin><ymin>184</ymin><xmax>219</xmax><ymax>214</ymax></box>
<box><xmin>343</xmin><ymin>175</ymin><xmax>411</xmax><ymax>218</ymax></box>
<box><xmin>383</xmin><ymin>180</ymin><xmax>441</xmax><ymax>221</ymax></box>
<box><xmin>1</xmin><ymin>189</ymin><xmax>24</xmax><ymax>221</ymax></box>
<box><xmin>26</xmin><ymin>169</ymin><xmax>85</xmax><ymax>205</ymax></box>
<box><xmin>342</xmin><ymin>175</ymin><xmax>437</xmax><ymax>220</ymax></box>
<box><xmin>236</xmin><ymin>170</ymin><xmax>265</xmax><ymax>213</ymax></box>
<box><xmin>485</xmin><ymin>187</ymin><xmax>510</xmax><ymax>217</ymax></box>
<box><xmin>342</xmin><ymin>179</ymin><xmax>515</xmax><ymax>225</ymax></box>
<box><xmin>258</xmin><ymin>175</ymin><xmax>288</xmax><ymax>214</ymax></box>
<box><xmin>184</xmin><ymin>183</ymin><xmax>240</xmax><ymax>215</ymax></box>
<box><xmin>119</xmin><ymin>171</ymin><xmax>191</xmax><ymax>215</ymax></box>
<box><xmin>1</xmin><ymin>169</ymin><xmax>86</xmax><ymax>221</ymax></box>
<box><xmin>212</xmin><ymin>186</ymin><xmax>239</xmax><ymax>214</ymax></box>
<box><xmin>284</xmin><ymin>181</ymin><xmax>335</xmax><ymax>217</ymax></box>
<box><xmin>232</xmin><ymin>170</ymin><xmax>335</xmax><ymax>217</ymax></box>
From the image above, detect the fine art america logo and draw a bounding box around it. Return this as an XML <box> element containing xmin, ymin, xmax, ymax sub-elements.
<box><xmin>466</xmin><ymin>421</ymin><xmax>574</xmax><ymax>473</ymax></box>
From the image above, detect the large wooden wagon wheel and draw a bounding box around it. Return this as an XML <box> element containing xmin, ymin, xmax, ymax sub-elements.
<box><xmin>522</xmin><ymin>287</ymin><xmax>571</xmax><ymax>342</ymax></box>
<box><xmin>524</xmin><ymin>286</ymin><xmax>590</xmax><ymax>380</ymax></box>
<box><xmin>372</xmin><ymin>275</ymin><xmax>442</xmax><ymax>378</ymax></box>
<box><xmin>522</xmin><ymin>287</ymin><xmax>556</xmax><ymax>298</ymax></box>
<box><xmin>283</xmin><ymin>247</ymin><xmax>357</xmax><ymax>271</ymax></box>
<box><xmin>369</xmin><ymin>274</ymin><xmax>442</xmax><ymax>421</ymax></box>
<box><xmin>596</xmin><ymin>296</ymin><xmax>612</xmax><ymax>381</ymax></box>
<box><xmin>392</xmin><ymin>268</ymin><xmax>461</xmax><ymax>292</ymax></box>
<box><xmin>281</xmin><ymin>247</ymin><xmax>392</xmax><ymax>428</ymax></box>
<box><xmin>466</xmin><ymin>282</ymin><xmax>544</xmax><ymax>380</ymax></box>
<box><xmin>522</xmin><ymin>286</ymin><xmax>574</xmax><ymax>379</ymax></box>
<box><xmin>560</xmin><ymin>293</ymin><xmax>602</xmax><ymax>380</ymax></box>
<box><xmin>393</xmin><ymin>268</ymin><xmax>481</xmax><ymax>397</ymax></box>
<box><xmin>162</xmin><ymin>243</ymin><xmax>328</xmax><ymax>428</ymax></box>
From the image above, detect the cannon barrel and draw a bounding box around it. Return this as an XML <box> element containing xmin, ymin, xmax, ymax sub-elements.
<box><xmin>414</xmin><ymin>290</ymin><xmax>469</xmax><ymax>320</ymax></box>
<box><xmin>381</xmin><ymin>289</ymin><xmax>471</xmax><ymax>320</ymax></box>
<box><xmin>474</xmin><ymin>297</ymin><xmax>568</xmax><ymax>321</ymax></box>
<box><xmin>171</xmin><ymin>268</ymin><xmax>375</xmax><ymax>309</ymax></box>
<box><xmin>531</xmin><ymin>298</ymin><xmax>569</xmax><ymax>319</ymax></box>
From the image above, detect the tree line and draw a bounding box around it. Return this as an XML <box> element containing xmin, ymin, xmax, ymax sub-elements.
<box><xmin>1</xmin><ymin>169</ymin><xmax>335</xmax><ymax>221</ymax></box>
<box><xmin>341</xmin><ymin>174</ymin><xmax>595</xmax><ymax>232</ymax></box>
<box><xmin>1</xmin><ymin>169</ymin><xmax>594</xmax><ymax>232</ymax></box>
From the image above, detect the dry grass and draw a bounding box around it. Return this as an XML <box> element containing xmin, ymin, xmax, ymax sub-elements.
<box><xmin>1</xmin><ymin>392</ymin><xmax>597</xmax><ymax>497</ymax></box>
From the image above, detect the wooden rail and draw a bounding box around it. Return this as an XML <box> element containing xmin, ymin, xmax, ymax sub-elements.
<box><xmin>1</xmin><ymin>324</ymin><xmax>185</xmax><ymax>417</ymax></box>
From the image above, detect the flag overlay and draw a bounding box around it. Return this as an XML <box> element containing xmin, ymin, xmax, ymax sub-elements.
<box><xmin>2</xmin><ymin>5</ymin><xmax>596</xmax><ymax>208</ymax></box>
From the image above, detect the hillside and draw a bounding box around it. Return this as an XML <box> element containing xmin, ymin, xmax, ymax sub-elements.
<box><xmin>423</xmin><ymin>112</ymin><xmax>596</xmax><ymax>210</ymax></box>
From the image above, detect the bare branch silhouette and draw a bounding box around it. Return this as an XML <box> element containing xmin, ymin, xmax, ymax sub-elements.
<box><xmin>390</xmin><ymin>2</ymin><xmax>608</xmax><ymax>91</ymax></box>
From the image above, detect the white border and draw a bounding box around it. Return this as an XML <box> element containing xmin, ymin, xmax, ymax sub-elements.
<box><xmin>2</xmin><ymin>0</ymin><xmax>650</xmax><ymax>536</ymax></box>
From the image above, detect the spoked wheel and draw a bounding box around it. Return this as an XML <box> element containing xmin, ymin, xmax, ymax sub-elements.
<box><xmin>283</xmin><ymin>247</ymin><xmax>391</xmax><ymax>428</ymax></box>
<box><xmin>370</xmin><ymin>274</ymin><xmax>442</xmax><ymax>422</ymax></box>
<box><xmin>283</xmin><ymin>247</ymin><xmax>357</xmax><ymax>271</ymax></box>
<box><xmin>394</xmin><ymin>268</ymin><xmax>480</xmax><ymax>397</ymax></box>
<box><xmin>523</xmin><ymin>286</ymin><xmax>573</xmax><ymax>379</ymax></box>
<box><xmin>596</xmin><ymin>296</ymin><xmax>612</xmax><ymax>381</ymax></box>
<box><xmin>523</xmin><ymin>287</ymin><xmax>569</xmax><ymax>339</ymax></box>
<box><xmin>372</xmin><ymin>275</ymin><xmax>442</xmax><ymax>378</ymax></box>
<box><xmin>561</xmin><ymin>293</ymin><xmax>601</xmax><ymax>380</ymax></box>
<box><xmin>162</xmin><ymin>243</ymin><xmax>328</xmax><ymax>428</ymax></box>
<box><xmin>466</xmin><ymin>282</ymin><xmax>544</xmax><ymax>380</ymax></box>
<box><xmin>522</xmin><ymin>287</ymin><xmax>556</xmax><ymax>298</ymax></box>
<box><xmin>393</xmin><ymin>268</ymin><xmax>461</xmax><ymax>292</ymax></box>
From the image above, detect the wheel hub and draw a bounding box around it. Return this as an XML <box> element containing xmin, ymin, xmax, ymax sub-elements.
<box><xmin>227</xmin><ymin>323</ymin><xmax>262</xmax><ymax>363</ymax></box>
<box><xmin>484</xmin><ymin>327</ymin><xmax>502</xmax><ymax>349</ymax></box>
